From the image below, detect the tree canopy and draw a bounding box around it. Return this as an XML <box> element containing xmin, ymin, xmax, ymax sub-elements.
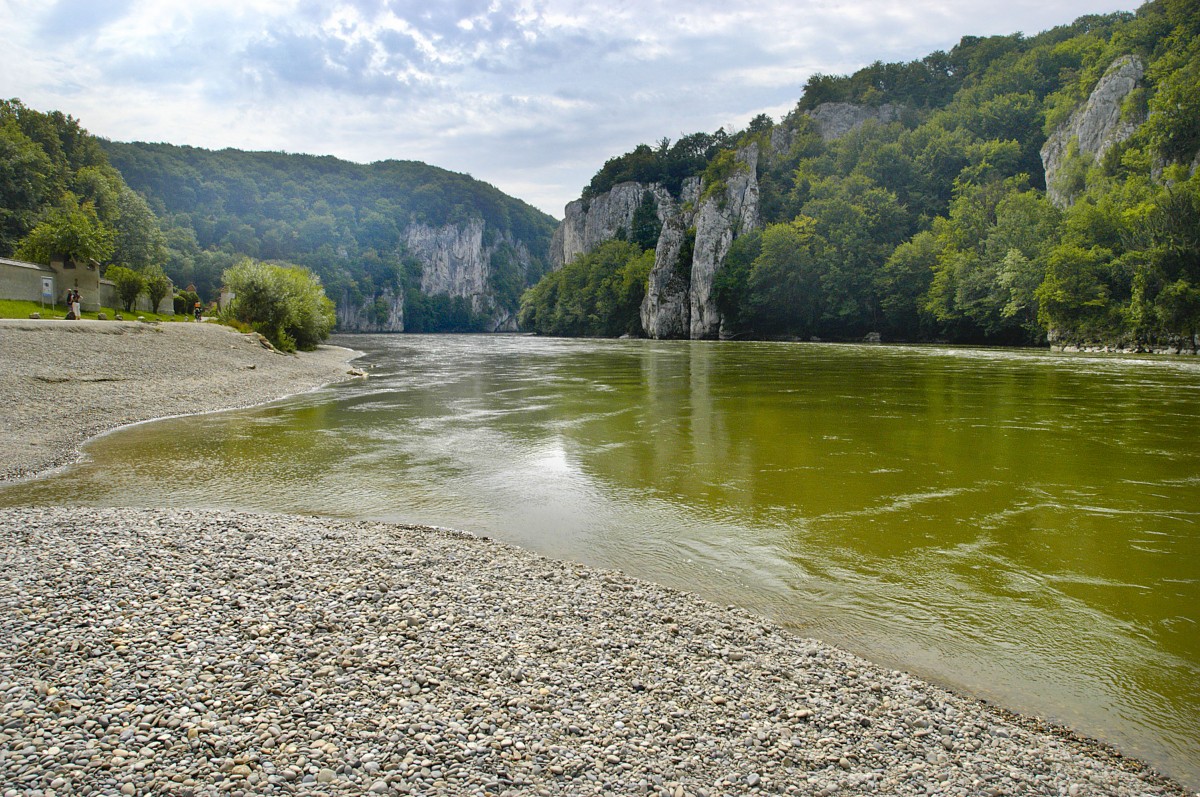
<box><xmin>538</xmin><ymin>0</ymin><xmax>1199</xmax><ymax>349</ymax></box>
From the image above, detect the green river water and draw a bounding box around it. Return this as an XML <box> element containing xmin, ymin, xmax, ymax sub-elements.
<box><xmin>2</xmin><ymin>335</ymin><xmax>1198</xmax><ymax>787</ymax></box>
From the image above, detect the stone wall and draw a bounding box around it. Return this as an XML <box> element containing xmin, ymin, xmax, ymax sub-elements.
<box><xmin>0</xmin><ymin>257</ymin><xmax>57</xmax><ymax>306</ymax></box>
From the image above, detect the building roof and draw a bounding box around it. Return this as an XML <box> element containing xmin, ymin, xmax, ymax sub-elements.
<box><xmin>0</xmin><ymin>256</ymin><xmax>55</xmax><ymax>273</ymax></box>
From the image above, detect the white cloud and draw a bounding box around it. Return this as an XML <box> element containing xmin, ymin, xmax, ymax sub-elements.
<box><xmin>2</xmin><ymin>0</ymin><xmax>1144</xmax><ymax>217</ymax></box>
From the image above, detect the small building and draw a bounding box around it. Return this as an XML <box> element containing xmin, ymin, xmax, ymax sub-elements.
<box><xmin>49</xmin><ymin>253</ymin><xmax>103</xmax><ymax>312</ymax></box>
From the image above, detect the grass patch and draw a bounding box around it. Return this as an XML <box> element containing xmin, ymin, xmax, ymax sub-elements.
<box><xmin>0</xmin><ymin>298</ymin><xmax>190</xmax><ymax>323</ymax></box>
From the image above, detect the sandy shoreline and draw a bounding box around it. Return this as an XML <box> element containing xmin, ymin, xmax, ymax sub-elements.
<box><xmin>0</xmin><ymin>319</ymin><xmax>362</xmax><ymax>483</ymax></box>
<box><xmin>0</xmin><ymin>322</ymin><xmax>1192</xmax><ymax>795</ymax></box>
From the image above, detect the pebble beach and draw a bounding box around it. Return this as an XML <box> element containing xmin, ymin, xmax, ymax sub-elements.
<box><xmin>0</xmin><ymin>321</ymin><xmax>1192</xmax><ymax>796</ymax></box>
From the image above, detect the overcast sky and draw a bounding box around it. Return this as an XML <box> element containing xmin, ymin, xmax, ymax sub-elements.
<box><xmin>3</xmin><ymin>0</ymin><xmax>1142</xmax><ymax>218</ymax></box>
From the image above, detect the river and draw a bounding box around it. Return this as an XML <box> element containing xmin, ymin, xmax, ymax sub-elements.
<box><xmin>3</xmin><ymin>334</ymin><xmax>1198</xmax><ymax>787</ymax></box>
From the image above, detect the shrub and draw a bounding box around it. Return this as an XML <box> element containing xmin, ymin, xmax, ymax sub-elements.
<box><xmin>104</xmin><ymin>265</ymin><xmax>145</xmax><ymax>312</ymax></box>
<box><xmin>221</xmin><ymin>258</ymin><xmax>335</xmax><ymax>351</ymax></box>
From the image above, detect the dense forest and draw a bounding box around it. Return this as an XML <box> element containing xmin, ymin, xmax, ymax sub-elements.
<box><xmin>101</xmin><ymin>143</ymin><xmax>557</xmax><ymax>330</ymax></box>
<box><xmin>1</xmin><ymin>99</ymin><xmax>168</xmax><ymax>278</ymax></box>
<box><xmin>523</xmin><ymin>0</ymin><xmax>1200</xmax><ymax>349</ymax></box>
<box><xmin>0</xmin><ymin>101</ymin><xmax>557</xmax><ymax>332</ymax></box>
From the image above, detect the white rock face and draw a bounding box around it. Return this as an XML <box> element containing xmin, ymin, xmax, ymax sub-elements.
<box><xmin>408</xmin><ymin>219</ymin><xmax>489</xmax><ymax>306</ymax></box>
<box><xmin>337</xmin><ymin>287</ymin><xmax>404</xmax><ymax>332</ymax></box>
<box><xmin>394</xmin><ymin>219</ymin><xmax>536</xmax><ymax>329</ymax></box>
<box><xmin>551</xmin><ymin>182</ymin><xmax>677</xmax><ymax>269</ymax></box>
<box><xmin>1042</xmin><ymin>55</ymin><xmax>1145</xmax><ymax>207</ymax></box>
<box><xmin>805</xmin><ymin>103</ymin><xmax>900</xmax><ymax>141</ymax></box>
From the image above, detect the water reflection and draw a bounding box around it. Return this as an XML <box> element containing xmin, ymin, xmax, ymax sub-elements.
<box><xmin>2</xmin><ymin>335</ymin><xmax>1198</xmax><ymax>787</ymax></box>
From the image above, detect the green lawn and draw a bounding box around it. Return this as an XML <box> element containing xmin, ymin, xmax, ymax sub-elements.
<box><xmin>0</xmin><ymin>298</ymin><xmax>191</xmax><ymax>323</ymax></box>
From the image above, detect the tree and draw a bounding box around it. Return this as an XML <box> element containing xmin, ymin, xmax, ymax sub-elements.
<box><xmin>745</xmin><ymin>218</ymin><xmax>824</xmax><ymax>336</ymax></box>
<box><xmin>629</xmin><ymin>191</ymin><xmax>662</xmax><ymax>252</ymax></box>
<box><xmin>142</xmin><ymin>263</ymin><xmax>173</xmax><ymax>313</ymax></box>
<box><xmin>112</xmin><ymin>185</ymin><xmax>168</xmax><ymax>270</ymax></box>
<box><xmin>0</xmin><ymin>116</ymin><xmax>53</xmax><ymax>254</ymax></box>
<box><xmin>1035</xmin><ymin>243</ymin><xmax>1118</xmax><ymax>341</ymax></box>
<box><xmin>15</xmin><ymin>196</ymin><xmax>116</xmax><ymax>265</ymax></box>
<box><xmin>222</xmin><ymin>258</ymin><xmax>336</xmax><ymax>351</ymax></box>
<box><xmin>105</xmin><ymin>265</ymin><xmax>146</xmax><ymax>312</ymax></box>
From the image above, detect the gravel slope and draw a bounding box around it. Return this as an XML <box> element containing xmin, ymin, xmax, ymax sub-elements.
<box><xmin>0</xmin><ymin>507</ymin><xmax>1190</xmax><ymax>797</ymax></box>
<box><xmin>0</xmin><ymin>319</ymin><xmax>360</xmax><ymax>483</ymax></box>
<box><xmin>0</xmin><ymin>321</ymin><xmax>1191</xmax><ymax>795</ymax></box>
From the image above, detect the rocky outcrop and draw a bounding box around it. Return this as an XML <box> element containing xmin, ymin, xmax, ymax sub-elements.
<box><xmin>337</xmin><ymin>287</ymin><xmax>404</xmax><ymax>333</ymax></box>
<box><xmin>689</xmin><ymin>144</ymin><xmax>760</xmax><ymax>339</ymax></box>
<box><xmin>641</xmin><ymin>218</ymin><xmax>693</xmax><ymax>339</ymax></box>
<box><xmin>1042</xmin><ymin>55</ymin><xmax>1145</xmax><ymax>207</ymax></box>
<box><xmin>550</xmin><ymin>183</ymin><xmax>677</xmax><ymax>269</ymax></box>
<box><xmin>396</xmin><ymin>219</ymin><xmax>537</xmax><ymax>330</ymax></box>
<box><xmin>805</xmin><ymin>102</ymin><xmax>900</xmax><ymax>141</ymax></box>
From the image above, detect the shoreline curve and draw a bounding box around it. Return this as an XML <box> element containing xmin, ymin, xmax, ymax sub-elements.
<box><xmin>0</xmin><ymin>322</ymin><xmax>1192</xmax><ymax>794</ymax></box>
<box><xmin>0</xmin><ymin>319</ymin><xmax>362</xmax><ymax>484</ymax></box>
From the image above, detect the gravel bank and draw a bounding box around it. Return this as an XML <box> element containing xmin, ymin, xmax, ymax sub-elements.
<box><xmin>0</xmin><ymin>319</ymin><xmax>360</xmax><ymax>483</ymax></box>
<box><xmin>0</xmin><ymin>507</ymin><xmax>1188</xmax><ymax>797</ymax></box>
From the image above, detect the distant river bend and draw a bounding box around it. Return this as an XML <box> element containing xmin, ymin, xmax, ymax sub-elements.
<box><xmin>3</xmin><ymin>335</ymin><xmax>1197</xmax><ymax>788</ymax></box>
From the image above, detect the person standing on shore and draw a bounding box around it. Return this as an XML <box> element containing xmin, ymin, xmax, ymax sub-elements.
<box><xmin>72</xmin><ymin>290</ymin><xmax>82</xmax><ymax>320</ymax></box>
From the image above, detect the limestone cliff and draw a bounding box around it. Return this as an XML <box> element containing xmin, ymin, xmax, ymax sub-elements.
<box><xmin>1042</xmin><ymin>55</ymin><xmax>1145</xmax><ymax>207</ymax></box>
<box><xmin>338</xmin><ymin>287</ymin><xmax>404</xmax><ymax>333</ymax></box>
<box><xmin>400</xmin><ymin>219</ymin><xmax>536</xmax><ymax>332</ymax></box>
<box><xmin>804</xmin><ymin>102</ymin><xmax>900</xmax><ymax>142</ymax></box>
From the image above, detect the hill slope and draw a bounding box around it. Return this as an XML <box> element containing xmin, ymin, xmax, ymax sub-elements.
<box><xmin>529</xmin><ymin>0</ymin><xmax>1199</xmax><ymax>349</ymax></box>
<box><xmin>103</xmin><ymin>142</ymin><xmax>559</xmax><ymax>332</ymax></box>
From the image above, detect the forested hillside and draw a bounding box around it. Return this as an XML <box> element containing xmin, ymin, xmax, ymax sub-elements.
<box><xmin>1</xmin><ymin>98</ymin><xmax>557</xmax><ymax>332</ymax></box>
<box><xmin>1</xmin><ymin>99</ymin><xmax>168</xmax><ymax>278</ymax></box>
<box><xmin>525</xmin><ymin>0</ymin><xmax>1200</xmax><ymax>349</ymax></box>
<box><xmin>102</xmin><ymin>143</ymin><xmax>558</xmax><ymax>332</ymax></box>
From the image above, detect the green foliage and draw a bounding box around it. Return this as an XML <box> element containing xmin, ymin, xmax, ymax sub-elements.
<box><xmin>629</xmin><ymin>191</ymin><xmax>662</xmax><ymax>251</ymax></box>
<box><xmin>221</xmin><ymin>258</ymin><xmax>336</xmax><ymax>351</ymax></box>
<box><xmin>142</xmin><ymin>263</ymin><xmax>173</xmax><ymax>312</ymax></box>
<box><xmin>712</xmin><ymin>231</ymin><xmax>762</xmax><ymax>334</ymax></box>
<box><xmin>584</xmin><ymin>132</ymin><xmax>730</xmax><ymax>199</ymax></box>
<box><xmin>519</xmin><ymin>240</ymin><xmax>653</xmax><ymax>337</ymax></box>
<box><xmin>101</xmin><ymin>141</ymin><xmax>557</xmax><ymax>319</ymax></box>
<box><xmin>16</xmin><ymin>196</ymin><xmax>116</xmax><ymax>265</ymax></box>
<box><xmin>1035</xmin><ymin>243</ymin><xmax>1122</xmax><ymax>340</ymax></box>
<box><xmin>105</xmin><ymin>265</ymin><xmax>146</xmax><ymax>312</ymax></box>
<box><xmin>403</xmin><ymin>292</ymin><xmax>487</xmax><ymax>333</ymax></box>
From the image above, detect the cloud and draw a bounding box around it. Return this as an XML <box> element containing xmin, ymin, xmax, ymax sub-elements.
<box><xmin>35</xmin><ymin>0</ymin><xmax>136</xmax><ymax>42</ymax></box>
<box><xmin>3</xmin><ymin>0</ymin><xmax>1143</xmax><ymax>216</ymax></box>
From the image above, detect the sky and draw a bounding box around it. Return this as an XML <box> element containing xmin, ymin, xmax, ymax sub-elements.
<box><xmin>2</xmin><ymin>0</ymin><xmax>1143</xmax><ymax>219</ymax></box>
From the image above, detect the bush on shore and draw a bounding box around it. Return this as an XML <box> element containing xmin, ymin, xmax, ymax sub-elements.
<box><xmin>220</xmin><ymin>258</ymin><xmax>335</xmax><ymax>352</ymax></box>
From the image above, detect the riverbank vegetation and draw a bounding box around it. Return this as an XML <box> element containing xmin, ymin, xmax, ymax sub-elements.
<box><xmin>1</xmin><ymin>101</ymin><xmax>555</xmax><ymax>335</ymax></box>
<box><xmin>528</xmin><ymin>0</ymin><xmax>1199</xmax><ymax>349</ymax></box>
<box><xmin>220</xmin><ymin>258</ymin><xmax>336</xmax><ymax>352</ymax></box>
